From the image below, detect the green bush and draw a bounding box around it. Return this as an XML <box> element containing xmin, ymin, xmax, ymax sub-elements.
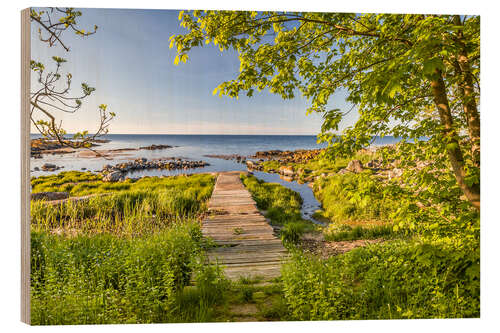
<box><xmin>282</xmin><ymin>240</ymin><xmax>479</xmax><ymax>320</ymax></box>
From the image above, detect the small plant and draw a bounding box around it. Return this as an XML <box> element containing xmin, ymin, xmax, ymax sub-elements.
<box><xmin>233</xmin><ymin>227</ymin><xmax>244</xmax><ymax>235</ymax></box>
<box><xmin>240</xmin><ymin>286</ymin><xmax>254</xmax><ymax>303</ymax></box>
<box><xmin>280</xmin><ymin>222</ymin><xmax>306</xmax><ymax>245</ymax></box>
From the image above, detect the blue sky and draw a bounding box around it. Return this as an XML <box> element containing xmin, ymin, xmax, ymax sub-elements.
<box><xmin>31</xmin><ymin>8</ymin><xmax>356</xmax><ymax>135</ymax></box>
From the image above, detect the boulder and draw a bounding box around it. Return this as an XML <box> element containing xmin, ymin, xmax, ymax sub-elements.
<box><xmin>103</xmin><ymin>171</ymin><xmax>123</xmax><ymax>182</ymax></box>
<box><xmin>41</xmin><ymin>163</ymin><xmax>58</xmax><ymax>171</ymax></box>
<box><xmin>31</xmin><ymin>191</ymin><xmax>69</xmax><ymax>201</ymax></box>
<box><xmin>346</xmin><ymin>160</ymin><xmax>364</xmax><ymax>173</ymax></box>
<box><xmin>279</xmin><ymin>165</ymin><xmax>294</xmax><ymax>177</ymax></box>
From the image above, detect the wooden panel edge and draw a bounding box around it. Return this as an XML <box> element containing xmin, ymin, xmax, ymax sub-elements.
<box><xmin>20</xmin><ymin>7</ymin><xmax>31</xmax><ymax>325</ymax></box>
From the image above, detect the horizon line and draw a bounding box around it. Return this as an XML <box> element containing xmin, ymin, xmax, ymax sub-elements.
<box><xmin>31</xmin><ymin>133</ymin><xmax>321</xmax><ymax>136</ymax></box>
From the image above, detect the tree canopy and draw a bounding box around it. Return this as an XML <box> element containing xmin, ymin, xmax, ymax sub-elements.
<box><xmin>170</xmin><ymin>11</ymin><xmax>480</xmax><ymax>208</ymax></box>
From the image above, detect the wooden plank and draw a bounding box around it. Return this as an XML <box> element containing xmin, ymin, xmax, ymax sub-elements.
<box><xmin>202</xmin><ymin>172</ymin><xmax>288</xmax><ymax>281</ymax></box>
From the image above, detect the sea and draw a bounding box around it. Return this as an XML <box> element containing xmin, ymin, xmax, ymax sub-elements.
<box><xmin>30</xmin><ymin>134</ymin><xmax>400</xmax><ymax>177</ymax></box>
<box><xmin>30</xmin><ymin>134</ymin><xmax>400</xmax><ymax>224</ymax></box>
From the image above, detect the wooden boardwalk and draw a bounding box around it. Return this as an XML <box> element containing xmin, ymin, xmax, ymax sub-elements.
<box><xmin>202</xmin><ymin>171</ymin><xmax>288</xmax><ymax>281</ymax></box>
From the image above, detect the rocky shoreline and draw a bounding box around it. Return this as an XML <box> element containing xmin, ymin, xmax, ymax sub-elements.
<box><xmin>100</xmin><ymin>158</ymin><xmax>210</xmax><ymax>182</ymax></box>
<box><xmin>245</xmin><ymin>145</ymin><xmax>407</xmax><ymax>184</ymax></box>
<box><xmin>31</xmin><ymin>138</ymin><xmax>176</xmax><ymax>158</ymax></box>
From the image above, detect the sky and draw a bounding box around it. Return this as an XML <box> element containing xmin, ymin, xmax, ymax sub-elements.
<box><xmin>30</xmin><ymin>8</ymin><xmax>357</xmax><ymax>135</ymax></box>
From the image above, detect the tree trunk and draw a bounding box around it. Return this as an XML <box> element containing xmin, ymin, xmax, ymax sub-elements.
<box><xmin>453</xmin><ymin>15</ymin><xmax>481</xmax><ymax>167</ymax></box>
<box><xmin>430</xmin><ymin>68</ymin><xmax>480</xmax><ymax>209</ymax></box>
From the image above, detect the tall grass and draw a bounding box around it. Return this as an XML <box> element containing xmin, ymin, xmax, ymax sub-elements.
<box><xmin>32</xmin><ymin>189</ymin><xmax>207</xmax><ymax>236</ymax></box>
<box><xmin>30</xmin><ymin>173</ymin><xmax>224</xmax><ymax>324</ymax></box>
<box><xmin>31</xmin><ymin>222</ymin><xmax>229</xmax><ymax>325</ymax></box>
<box><xmin>282</xmin><ymin>240</ymin><xmax>480</xmax><ymax>320</ymax></box>
<box><xmin>314</xmin><ymin>171</ymin><xmax>396</xmax><ymax>224</ymax></box>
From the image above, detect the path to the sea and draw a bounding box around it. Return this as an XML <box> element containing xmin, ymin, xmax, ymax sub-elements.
<box><xmin>202</xmin><ymin>171</ymin><xmax>288</xmax><ymax>281</ymax></box>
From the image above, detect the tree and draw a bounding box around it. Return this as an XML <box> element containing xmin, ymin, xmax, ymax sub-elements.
<box><xmin>170</xmin><ymin>11</ymin><xmax>480</xmax><ymax>209</ymax></box>
<box><xmin>30</xmin><ymin>8</ymin><xmax>115</xmax><ymax>149</ymax></box>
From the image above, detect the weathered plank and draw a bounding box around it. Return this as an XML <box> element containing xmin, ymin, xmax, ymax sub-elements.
<box><xmin>202</xmin><ymin>171</ymin><xmax>287</xmax><ymax>281</ymax></box>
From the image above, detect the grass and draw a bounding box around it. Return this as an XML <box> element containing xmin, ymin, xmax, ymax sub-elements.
<box><xmin>240</xmin><ymin>174</ymin><xmax>318</xmax><ymax>237</ymax></box>
<box><xmin>30</xmin><ymin>171</ymin><xmax>293</xmax><ymax>324</ymax></box>
<box><xmin>282</xmin><ymin>239</ymin><xmax>480</xmax><ymax>320</ymax></box>
<box><xmin>260</xmin><ymin>150</ymin><xmax>378</xmax><ymax>181</ymax></box>
<box><xmin>31</xmin><ymin>171</ymin><xmax>213</xmax><ymax>197</ymax></box>
<box><xmin>31</xmin><ymin>171</ymin><xmax>102</xmax><ymax>190</ymax></box>
<box><xmin>31</xmin><ymin>174</ymin><xmax>214</xmax><ymax>237</ymax></box>
<box><xmin>30</xmin><ymin>172</ymin><xmax>223</xmax><ymax>325</ymax></box>
<box><xmin>30</xmin><ymin>151</ymin><xmax>480</xmax><ymax>323</ymax></box>
<box><xmin>31</xmin><ymin>223</ymin><xmax>227</xmax><ymax>324</ymax></box>
<box><xmin>323</xmin><ymin>223</ymin><xmax>395</xmax><ymax>242</ymax></box>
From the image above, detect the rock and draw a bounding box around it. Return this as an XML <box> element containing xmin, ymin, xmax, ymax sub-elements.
<box><xmin>366</xmin><ymin>159</ymin><xmax>379</xmax><ymax>168</ymax></box>
<box><xmin>103</xmin><ymin>171</ymin><xmax>123</xmax><ymax>182</ymax></box>
<box><xmin>279</xmin><ymin>165</ymin><xmax>294</xmax><ymax>177</ymax></box>
<box><xmin>388</xmin><ymin>168</ymin><xmax>403</xmax><ymax>179</ymax></box>
<box><xmin>304</xmin><ymin>176</ymin><xmax>314</xmax><ymax>183</ymax></box>
<box><xmin>41</xmin><ymin>163</ymin><xmax>58</xmax><ymax>171</ymax></box>
<box><xmin>31</xmin><ymin>192</ymin><xmax>69</xmax><ymax>201</ymax></box>
<box><xmin>346</xmin><ymin>160</ymin><xmax>364</xmax><ymax>173</ymax></box>
<box><xmin>139</xmin><ymin>144</ymin><xmax>173</xmax><ymax>150</ymax></box>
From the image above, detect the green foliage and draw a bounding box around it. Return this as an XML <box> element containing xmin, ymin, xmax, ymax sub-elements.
<box><xmin>378</xmin><ymin>141</ymin><xmax>480</xmax><ymax>240</ymax></box>
<box><xmin>171</xmin><ymin>12</ymin><xmax>480</xmax><ymax>205</ymax></box>
<box><xmin>31</xmin><ymin>172</ymin><xmax>213</xmax><ymax>197</ymax></box>
<box><xmin>31</xmin><ymin>174</ymin><xmax>214</xmax><ymax>236</ymax></box>
<box><xmin>31</xmin><ymin>171</ymin><xmax>102</xmax><ymax>190</ymax></box>
<box><xmin>280</xmin><ymin>222</ymin><xmax>306</xmax><ymax>245</ymax></box>
<box><xmin>324</xmin><ymin>224</ymin><xmax>394</xmax><ymax>242</ymax></box>
<box><xmin>241</xmin><ymin>175</ymin><xmax>317</xmax><ymax>235</ymax></box>
<box><xmin>30</xmin><ymin>222</ymin><xmax>204</xmax><ymax>325</ymax></box>
<box><xmin>30</xmin><ymin>172</ymin><xmax>227</xmax><ymax>324</ymax></box>
<box><xmin>314</xmin><ymin>171</ymin><xmax>396</xmax><ymax>224</ymax></box>
<box><xmin>241</xmin><ymin>174</ymin><xmax>303</xmax><ymax>225</ymax></box>
<box><xmin>282</xmin><ymin>240</ymin><xmax>479</xmax><ymax>320</ymax></box>
<box><xmin>169</xmin><ymin>263</ymin><xmax>229</xmax><ymax>323</ymax></box>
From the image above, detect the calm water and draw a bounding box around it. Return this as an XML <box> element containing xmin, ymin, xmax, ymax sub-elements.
<box><xmin>31</xmin><ymin>134</ymin><xmax>399</xmax><ymax>176</ymax></box>
<box><xmin>31</xmin><ymin>134</ymin><xmax>400</xmax><ymax>223</ymax></box>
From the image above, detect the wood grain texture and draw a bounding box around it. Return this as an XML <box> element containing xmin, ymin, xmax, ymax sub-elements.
<box><xmin>20</xmin><ymin>7</ymin><xmax>31</xmax><ymax>325</ymax></box>
<box><xmin>202</xmin><ymin>172</ymin><xmax>288</xmax><ymax>281</ymax></box>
